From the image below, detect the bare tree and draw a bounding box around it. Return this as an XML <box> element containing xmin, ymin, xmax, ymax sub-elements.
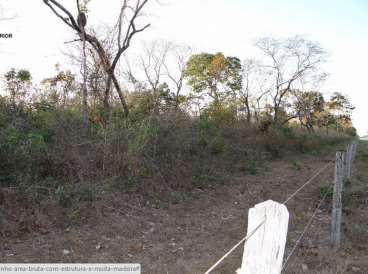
<box><xmin>238</xmin><ymin>58</ymin><xmax>270</xmax><ymax>122</ymax></box>
<box><xmin>62</xmin><ymin>26</ymin><xmax>116</xmax><ymax>107</ymax></box>
<box><xmin>125</xmin><ymin>40</ymin><xmax>191</xmax><ymax>111</ymax></box>
<box><xmin>77</xmin><ymin>0</ymin><xmax>89</xmax><ymax>130</ymax></box>
<box><xmin>164</xmin><ymin>43</ymin><xmax>191</xmax><ymax>109</ymax></box>
<box><xmin>240</xmin><ymin>58</ymin><xmax>259</xmax><ymax>122</ymax></box>
<box><xmin>43</xmin><ymin>0</ymin><xmax>150</xmax><ymax>117</ymax></box>
<box><xmin>255</xmin><ymin>36</ymin><xmax>327</xmax><ymax>123</ymax></box>
<box><xmin>140</xmin><ymin>40</ymin><xmax>172</xmax><ymax>94</ymax></box>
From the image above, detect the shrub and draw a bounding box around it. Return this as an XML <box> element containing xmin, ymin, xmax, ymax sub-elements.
<box><xmin>210</xmin><ymin>133</ymin><xmax>225</xmax><ymax>154</ymax></box>
<box><xmin>246</xmin><ymin>160</ymin><xmax>258</xmax><ymax>175</ymax></box>
<box><xmin>291</xmin><ymin>160</ymin><xmax>302</xmax><ymax>171</ymax></box>
<box><xmin>320</xmin><ymin>185</ymin><xmax>333</xmax><ymax>198</ymax></box>
<box><xmin>0</xmin><ymin>95</ymin><xmax>352</xmax><ymax>238</ymax></box>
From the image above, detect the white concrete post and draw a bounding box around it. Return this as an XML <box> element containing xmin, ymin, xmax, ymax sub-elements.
<box><xmin>238</xmin><ymin>200</ymin><xmax>289</xmax><ymax>274</ymax></box>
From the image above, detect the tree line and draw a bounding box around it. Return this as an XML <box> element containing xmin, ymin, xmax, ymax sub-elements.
<box><xmin>0</xmin><ymin>0</ymin><xmax>356</xmax><ymax>136</ymax></box>
<box><xmin>2</xmin><ymin>42</ymin><xmax>355</xmax><ymax>135</ymax></box>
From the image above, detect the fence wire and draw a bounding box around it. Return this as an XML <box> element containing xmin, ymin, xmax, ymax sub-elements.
<box><xmin>282</xmin><ymin>193</ymin><xmax>328</xmax><ymax>272</ymax></box>
<box><xmin>203</xmin><ymin>159</ymin><xmax>333</xmax><ymax>274</ymax></box>
<box><xmin>203</xmin><ymin>219</ymin><xmax>265</xmax><ymax>274</ymax></box>
<box><xmin>283</xmin><ymin>161</ymin><xmax>332</xmax><ymax>205</ymax></box>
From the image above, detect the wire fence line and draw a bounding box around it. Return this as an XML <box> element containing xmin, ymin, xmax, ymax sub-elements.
<box><xmin>282</xmin><ymin>161</ymin><xmax>333</xmax><ymax>205</ymax></box>
<box><xmin>282</xmin><ymin>193</ymin><xmax>329</xmax><ymax>272</ymax></box>
<box><xmin>203</xmin><ymin>219</ymin><xmax>266</xmax><ymax>274</ymax></box>
<box><xmin>202</xmin><ymin>159</ymin><xmax>334</xmax><ymax>274</ymax></box>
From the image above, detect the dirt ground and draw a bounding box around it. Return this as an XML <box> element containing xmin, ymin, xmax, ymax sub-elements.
<box><xmin>1</xmin><ymin>143</ymin><xmax>368</xmax><ymax>274</ymax></box>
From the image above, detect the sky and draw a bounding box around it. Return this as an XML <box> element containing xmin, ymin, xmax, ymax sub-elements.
<box><xmin>0</xmin><ymin>0</ymin><xmax>367</xmax><ymax>135</ymax></box>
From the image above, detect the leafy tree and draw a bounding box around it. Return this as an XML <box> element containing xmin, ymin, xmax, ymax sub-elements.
<box><xmin>327</xmin><ymin>92</ymin><xmax>355</xmax><ymax>132</ymax></box>
<box><xmin>156</xmin><ymin>82</ymin><xmax>187</xmax><ymax>111</ymax></box>
<box><xmin>316</xmin><ymin>110</ymin><xmax>335</xmax><ymax>134</ymax></box>
<box><xmin>292</xmin><ymin>90</ymin><xmax>325</xmax><ymax>132</ymax></box>
<box><xmin>41</xmin><ymin>65</ymin><xmax>76</xmax><ymax>108</ymax></box>
<box><xmin>4</xmin><ymin>68</ymin><xmax>32</xmax><ymax>107</ymax></box>
<box><xmin>185</xmin><ymin>52</ymin><xmax>242</xmax><ymax>104</ymax></box>
<box><xmin>328</xmin><ymin>92</ymin><xmax>354</xmax><ymax>114</ymax></box>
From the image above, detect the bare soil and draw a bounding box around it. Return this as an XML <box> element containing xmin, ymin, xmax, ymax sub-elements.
<box><xmin>1</xmin><ymin>145</ymin><xmax>368</xmax><ymax>274</ymax></box>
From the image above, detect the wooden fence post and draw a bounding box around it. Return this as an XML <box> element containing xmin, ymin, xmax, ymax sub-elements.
<box><xmin>343</xmin><ymin>146</ymin><xmax>348</xmax><ymax>181</ymax></box>
<box><xmin>352</xmin><ymin>142</ymin><xmax>357</xmax><ymax>161</ymax></box>
<box><xmin>331</xmin><ymin>151</ymin><xmax>344</xmax><ymax>249</ymax></box>
<box><xmin>345</xmin><ymin>144</ymin><xmax>352</xmax><ymax>180</ymax></box>
<box><xmin>237</xmin><ymin>200</ymin><xmax>289</xmax><ymax>274</ymax></box>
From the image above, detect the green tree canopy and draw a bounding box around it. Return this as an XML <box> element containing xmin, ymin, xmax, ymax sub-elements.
<box><xmin>185</xmin><ymin>52</ymin><xmax>242</xmax><ymax>103</ymax></box>
<box><xmin>293</xmin><ymin>90</ymin><xmax>325</xmax><ymax>131</ymax></box>
<box><xmin>328</xmin><ymin>92</ymin><xmax>355</xmax><ymax>115</ymax></box>
<box><xmin>4</xmin><ymin>68</ymin><xmax>32</xmax><ymax>106</ymax></box>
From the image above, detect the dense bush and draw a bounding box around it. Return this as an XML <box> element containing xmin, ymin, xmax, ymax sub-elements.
<box><xmin>0</xmin><ymin>93</ymin><xmax>354</xmax><ymax>237</ymax></box>
<box><xmin>0</xmin><ymin>96</ymin><xmax>351</xmax><ymax>192</ymax></box>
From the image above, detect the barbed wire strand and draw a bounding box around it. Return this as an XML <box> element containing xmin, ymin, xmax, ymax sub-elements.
<box><xmin>282</xmin><ymin>193</ymin><xmax>328</xmax><ymax>272</ymax></box>
<box><xmin>203</xmin><ymin>160</ymin><xmax>333</xmax><ymax>274</ymax></box>
<box><xmin>203</xmin><ymin>219</ymin><xmax>265</xmax><ymax>274</ymax></box>
<box><xmin>283</xmin><ymin>161</ymin><xmax>333</xmax><ymax>205</ymax></box>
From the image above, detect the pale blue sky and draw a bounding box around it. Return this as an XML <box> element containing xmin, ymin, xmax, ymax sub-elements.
<box><xmin>0</xmin><ymin>0</ymin><xmax>367</xmax><ymax>135</ymax></box>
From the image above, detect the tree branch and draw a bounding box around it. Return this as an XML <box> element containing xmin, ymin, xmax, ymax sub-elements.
<box><xmin>43</xmin><ymin>0</ymin><xmax>80</xmax><ymax>31</ymax></box>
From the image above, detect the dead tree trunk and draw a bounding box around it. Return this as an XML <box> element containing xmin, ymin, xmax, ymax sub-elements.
<box><xmin>77</xmin><ymin>1</ymin><xmax>89</xmax><ymax>131</ymax></box>
<box><xmin>43</xmin><ymin>0</ymin><xmax>150</xmax><ymax>117</ymax></box>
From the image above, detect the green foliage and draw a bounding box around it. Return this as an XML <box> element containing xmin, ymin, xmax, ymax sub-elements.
<box><xmin>291</xmin><ymin>160</ymin><xmax>302</xmax><ymax>171</ymax></box>
<box><xmin>196</xmin><ymin>104</ymin><xmax>234</xmax><ymax>155</ymax></box>
<box><xmin>192</xmin><ymin>172</ymin><xmax>224</xmax><ymax>188</ymax></box>
<box><xmin>258</xmin><ymin>112</ymin><xmax>273</xmax><ymax>132</ymax></box>
<box><xmin>329</xmin><ymin>92</ymin><xmax>354</xmax><ymax>114</ymax></box>
<box><xmin>55</xmin><ymin>185</ymin><xmax>70</xmax><ymax>207</ymax></box>
<box><xmin>345</xmin><ymin>126</ymin><xmax>357</xmax><ymax>137</ymax></box>
<box><xmin>0</xmin><ymin>66</ymin><xmax>355</xmax><ymax>236</ymax></box>
<box><xmin>0</xmin><ymin>115</ymin><xmax>48</xmax><ymax>187</ymax></box>
<box><xmin>76</xmin><ymin>184</ymin><xmax>98</xmax><ymax>202</ymax></box>
<box><xmin>5</xmin><ymin>68</ymin><xmax>31</xmax><ymax>83</ymax></box>
<box><xmin>185</xmin><ymin>52</ymin><xmax>242</xmax><ymax>101</ymax></box>
<box><xmin>168</xmin><ymin>191</ymin><xmax>190</xmax><ymax>204</ymax></box>
<box><xmin>326</xmin><ymin>92</ymin><xmax>355</xmax><ymax>132</ymax></box>
<box><xmin>246</xmin><ymin>160</ymin><xmax>258</xmax><ymax>175</ymax></box>
<box><xmin>203</xmin><ymin>101</ymin><xmax>237</xmax><ymax>126</ymax></box>
<box><xmin>293</xmin><ymin>90</ymin><xmax>325</xmax><ymax>131</ymax></box>
<box><xmin>68</xmin><ymin>209</ymin><xmax>81</xmax><ymax>224</ymax></box>
<box><xmin>357</xmin><ymin>144</ymin><xmax>368</xmax><ymax>161</ymax></box>
<box><xmin>320</xmin><ymin>185</ymin><xmax>333</xmax><ymax>198</ymax></box>
<box><xmin>128</xmin><ymin>91</ymin><xmax>157</xmax><ymax>121</ymax></box>
<box><xmin>127</xmin><ymin>84</ymin><xmax>188</xmax><ymax>122</ymax></box>
<box><xmin>17</xmin><ymin>69</ymin><xmax>31</xmax><ymax>82</ymax></box>
<box><xmin>41</xmin><ymin>67</ymin><xmax>76</xmax><ymax>108</ymax></box>
<box><xmin>258</xmin><ymin>126</ymin><xmax>285</xmax><ymax>157</ymax></box>
<box><xmin>4</xmin><ymin>68</ymin><xmax>31</xmax><ymax>105</ymax></box>
<box><xmin>210</xmin><ymin>133</ymin><xmax>225</xmax><ymax>154</ymax></box>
